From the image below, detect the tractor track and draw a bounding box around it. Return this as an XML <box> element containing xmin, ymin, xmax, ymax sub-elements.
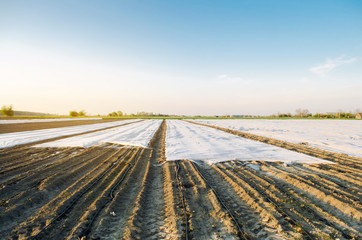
<box><xmin>174</xmin><ymin>160</ymin><xmax>190</xmax><ymax>240</ymax></box>
<box><xmin>121</xmin><ymin>120</ymin><xmax>171</xmax><ymax>240</ymax></box>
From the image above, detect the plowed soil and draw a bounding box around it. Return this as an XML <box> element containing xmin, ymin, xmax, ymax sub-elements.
<box><xmin>0</xmin><ymin>119</ymin><xmax>120</xmax><ymax>134</ymax></box>
<box><xmin>1</xmin><ymin>120</ymin><xmax>361</xmax><ymax>239</ymax></box>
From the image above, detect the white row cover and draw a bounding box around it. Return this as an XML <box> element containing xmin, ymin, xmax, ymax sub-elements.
<box><xmin>0</xmin><ymin>119</ymin><xmax>139</xmax><ymax>148</ymax></box>
<box><xmin>166</xmin><ymin>120</ymin><xmax>331</xmax><ymax>164</ymax></box>
<box><xmin>191</xmin><ymin>119</ymin><xmax>362</xmax><ymax>158</ymax></box>
<box><xmin>1</xmin><ymin>119</ymin><xmax>342</xmax><ymax>165</ymax></box>
<box><xmin>34</xmin><ymin>119</ymin><xmax>162</xmax><ymax>148</ymax></box>
<box><xmin>0</xmin><ymin>118</ymin><xmax>102</xmax><ymax>124</ymax></box>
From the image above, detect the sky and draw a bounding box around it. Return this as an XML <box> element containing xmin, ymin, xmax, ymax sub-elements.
<box><xmin>0</xmin><ymin>0</ymin><xmax>361</xmax><ymax>116</ymax></box>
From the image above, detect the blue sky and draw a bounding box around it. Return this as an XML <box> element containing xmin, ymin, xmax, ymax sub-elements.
<box><xmin>1</xmin><ymin>0</ymin><xmax>361</xmax><ymax>115</ymax></box>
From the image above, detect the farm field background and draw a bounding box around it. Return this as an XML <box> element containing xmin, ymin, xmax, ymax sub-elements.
<box><xmin>0</xmin><ymin>118</ymin><xmax>361</xmax><ymax>239</ymax></box>
<box><xmin>192</xmin><ymin>119</ymin><xmax>362</xmax><ymax>158</ymax></box>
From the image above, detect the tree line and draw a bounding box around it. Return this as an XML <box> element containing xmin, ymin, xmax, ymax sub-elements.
<box><xmin>69</xmin><ymin>110</ymin><xmax>86</xmax><ymax>117</ymax></box>
<box><xmin>107</xmin><ymin>111</ymin><xmax>168</xmax><ymax>117</ymax></box>
<box><xmin>1</xmin><ymin>105</ymin><xmax>14</xmax><ymax>116</ymax></box>
<box><xmin>274</xmin><ymin>108</ymin><xmax>361</xmax><ymax>119</ymax></box>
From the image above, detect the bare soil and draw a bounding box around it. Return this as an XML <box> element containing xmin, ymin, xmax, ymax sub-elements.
<box><xmin>0</xmin><ymin>119</ymin><xmax>120</xmax><ymax>134</ymax></box>
<box><xmin>0</xmin><ymin>120</ymin><xmax>361</xmax><ymax>239</ymax></box>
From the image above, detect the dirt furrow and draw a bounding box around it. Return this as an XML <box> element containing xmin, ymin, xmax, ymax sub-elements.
<box><xmin>0</xmin><ymin>147</ymin><xmax>49</xmax><ymax>168</ymax></box>
<box><xmin>276</xmin><ymin>164</ymin><xmax>362</xmax><ymax>208</ymax></box>
<box><xmin>8</xmin><ymin>146</ymin><xmax>134</xmax><ymax>239</ymax></box>
<box><xmin>0</xmin><ymin>146</ymin><xmax>115</xmax><ymax>203</ymax></box>
<box><xmin>258</xmin><ymin>162</ymin><xmax>361</xmax><ymax>237</ymax></box>
<box><xmin>188</xmin><ymin>162</ymin><xmax>281</xmax><ymax>239</ymax></box>
<box><xmin>0</xmin><ymin>147</ymin><xmax>91</xmax><ymax>185</ymax></box>
<box><xmin>320</xmin><ymin>163</ymin><xmax>362</xmax><ymax>178</ymax></box>
<box><xmin>176</xmin><ymin>160</ymin><xmax>240</xmax><ymax>239</ymax></box>
<box><xmin>66</xmin><ymin>148</ymin><xmax>148</xmax><ymax>240</ymax></box>
<box><xmin>86</xmin><ymin>147</ymin><xmax>152</xmax><ymax>240</ymax></box>
<box><xmin>225</xmin><ymin>161</ymin><xmax>344</xmax><ymax>239</ymax></box>
<box><xmin>264</xmin><ymin>163</ymin><xmax>362</xmax><ymax>220</ymax></box>
<box><xmin>0</xmin><ymin>147</ymin><xmax>119</xmax><ymax>238</ymax></box>
<box><xmin>2</xmin><ymin>148</ymin><xmax>77</xmax><ymax>176</ymax></box>
<box><xmin>302</xmin><ymin>164</ymin><xmax>362</xmax><ymax>192</ymax></box>
<box><xmin>235</xmin><ymin>161</ymin><xmax>359</xmax><ymax>239</ymax></box>
<box><xmin>215</xmin><ymin>163</ymin><xmax>300</xmax><ymax>239</ymax></box>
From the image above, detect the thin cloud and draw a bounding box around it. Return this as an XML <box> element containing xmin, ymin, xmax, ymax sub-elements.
<box><xmin>218</xmin><ymin>74</ymin><xmax>247</xmax><ymax>84</ymax></box>
<box><xmin>310</xmin><ymin>56</ymin><xmax>357</xmax><ymax>76</ymax></box>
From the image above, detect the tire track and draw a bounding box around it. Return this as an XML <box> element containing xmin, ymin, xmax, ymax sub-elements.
<box><xmin>162</xmin><ymin>161</ymin><xmax>185</xmax><ymax>239</ymax></box>
<box><xmin>122</xmin><ymin>120</ymin><xmax>170</xmax><ymax>239</ymax></box>
<box><xmin>174</xmin><ymin>160</ymin><xmax>190</xmax><ymax>240</ymax></box>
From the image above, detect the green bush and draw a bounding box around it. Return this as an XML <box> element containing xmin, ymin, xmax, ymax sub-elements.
<box><xmin>1</xmin><ymin>105</ymin><xmax>14</xmax><ymax>116</ymax></box>
<box><xmin>78</xmin><ymin>110</ymin><xmax>86</xmax><ymax>117</ymax></box>
<box><xmin>108</xmin><ymin>110</ymin><xmax>123</xmax><ymax>117</ymax></box>
<box><xmin>69</xmin><ymin>111</ymin><xmax>78</xmax><ymax>117</ymax></box>
<box><xmin>108</xmin><ymin>112</ymin><xmax>118</xmax><ymax>117</ymax></box>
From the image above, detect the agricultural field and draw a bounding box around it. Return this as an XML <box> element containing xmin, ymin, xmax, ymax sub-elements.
<box><xmin>0</xmin><ymin>118</ymin><xmax>361</xmax><ymax>239</ymax></box>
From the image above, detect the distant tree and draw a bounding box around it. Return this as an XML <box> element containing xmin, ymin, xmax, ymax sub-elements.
<box><xmin>107</xmin><ymin>111</ymin><xmax>123</xmax><ymax>117</ymax></box>
<box><xmin>108</xmin><ymin>112</ymin><xmax>117</xmax><ymax>117</ymax></box>
<box><xmin>78</xmin><ymin>110</ymin><xmax>86</xmax><ymax>117</ymax></box>
<box><xmin>327</xmin><ymin>113</ymin><xmax>334</xmax><ymax>118</ymax></box>
<box><xmin>69</xmin><ymin>111</ymin><xmax>78</xmax><ymax>117</ymax></box>
<box><xmin>313</xmin><ymin>113</ymin><xmax>321</xmax><ymax>118</ymax></box>
<box><xmin>278</xmin><ymin>113</ymin><xmax>291</xmax><ymax>118</ymax></box>
<box><xmin>295</xmin><ymin>108</ymin><xmax>309</xmax><ymax>118</ymax></box>
<box><xmin>1</xmin><ymin>105</ymin><xmax>14</xmax><ymax>116</ymax></box>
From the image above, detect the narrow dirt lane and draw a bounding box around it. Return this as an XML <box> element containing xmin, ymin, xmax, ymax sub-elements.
<box><xmin>0</xmin><ymin>119</ymin><xmax>120</xmax><ymax>134</ymax></box>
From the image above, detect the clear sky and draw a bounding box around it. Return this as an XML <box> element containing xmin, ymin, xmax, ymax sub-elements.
<box><xmin>1</xmin><ymin>0</ymin><xmax>361</xmax><ymax>116</ymax></box>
